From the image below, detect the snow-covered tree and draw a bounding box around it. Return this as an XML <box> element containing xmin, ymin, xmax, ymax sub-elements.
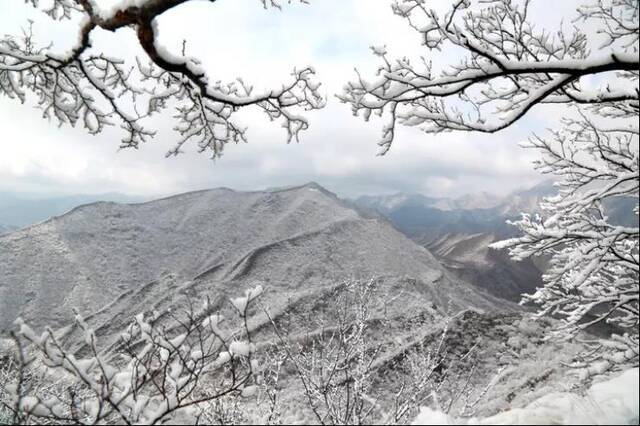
<box><xmin>266</xmin><ymin>280</ymin><xmax>400</xmax><ymax>425</ymax></box>
<box><xmin>491</xmin><ymin>114</ymin><xmax>639</xmax><ymax>375</ymax></box>
<box><xmin>1</xmin><ymin>285</ymin><xmax>265</xmax><ymax>424</ymax></box>
<box><xmin>1</xmin><ymin>279</ymin><xmax>503</xmax><ymax>425</ymax></box>
<box><xmin>0</xmin><ymin>0</ymin><xmax>324</xmax><ymax>158</ymax></box>
<box><xmin>341</xmin><ymin>0</ymin><xmax>639</xmax><ymax>372</ymax></box>
<box><xmin>265</xmin><ymin>279</ymin><xmax>484</xmax><ymax>425</ymax></box>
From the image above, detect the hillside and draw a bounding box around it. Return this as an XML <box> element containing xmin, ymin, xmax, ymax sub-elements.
<box><xmin>0</xmin><ymin>183</ymin><xmax>505</xmax><ymax>339</ymax></box>
<box><xmin>420</xmin><ymin>232</ymin><xmax>543</xmax><ymax>301</ymax></box>
<box><xmin>0</xmin><ymin>183</ymin><xmax>613</xmax><ymax>422</ymax></box>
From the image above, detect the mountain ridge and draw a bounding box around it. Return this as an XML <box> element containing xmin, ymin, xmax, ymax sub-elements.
<box><xmin>0</xmin><ymin>183</ymin><xmax>509</xmax><ymax>342</ymax></box>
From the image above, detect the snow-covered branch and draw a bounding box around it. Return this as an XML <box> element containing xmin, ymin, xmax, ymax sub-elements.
<box><xmin>340</xmin><ymin>0</ymin><xmax>639</xmax><ymax>154</ymax></box>
<box><xmin>491</xmin><ymin>114</ymin><xmax>639</xmax><ymax>374</ymax></box>
<box><xmin>264</xmin><ymin>279</ymin><xmax>479</xmax><ymax>425</ymax></box>
<box><xmin>3</xmin><ymin>285</ymin><xmax>265</xmax><ymax>424</ymax></box>
<box><xmin>1</xmin><ymin>0</ymin><xmax>324</xmax><ymax>157</ymax></box>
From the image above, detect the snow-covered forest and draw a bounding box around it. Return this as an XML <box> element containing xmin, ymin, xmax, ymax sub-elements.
<box><xmin>0</xmin><ymin>0</ymin><xmax>638</xmax><ymax>424</ymax></box>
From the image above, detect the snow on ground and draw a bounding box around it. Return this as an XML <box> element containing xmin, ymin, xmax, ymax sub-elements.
<box><xmin>413</xmin><ymin>368</ymin><xmax>639</xmax><ymax>425</ymax></box>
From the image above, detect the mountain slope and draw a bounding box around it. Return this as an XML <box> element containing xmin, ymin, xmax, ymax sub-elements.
<box><xmin>421</xmin><ymin>232</ymin><xmax>543</xmax><ymax>300</ymax></box>
<box><xmin>1</xmin><ymin>184</ymin><xmax>607</xmax><ymax>422</ymax></box>
<box><xmin>0</xmin><ymin>183</ymin><xmax>507</xmax><ymax>341</ymax></box>
<box><xmin>352</xmin><ymin>180</ymin><xmax>637</xmax><ymax>303</ymax></box>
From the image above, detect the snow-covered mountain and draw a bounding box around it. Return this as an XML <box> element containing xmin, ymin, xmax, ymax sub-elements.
<box><xmin>354</xmin><ymin>189</ymin><xmax>505</xmax><ymax>215</ymax></box>
<box><xmin>0</xmin><ymin>183</ymin><xmax>614</xmax><ymax>421</ymax></box>
<box><xmin>354</xmin><ymin>193</ymin><xmax>443</xmax><ymax>213</ymax></box>
<box><xmin>351</xmin><ymin>181</ymin><xmax>557</xmax><ymax>301</ymax></box>
<box><xmin>352</xmin><ymin>180</ymin><xmax>637</xmax><ymax>302</ymax></box>
<box><xmin>421</xmin><ymin>232</ymin><xmax>543</xmax><ymax>301</ymax></box>
<box><xmin>354</xmin><ymin>180</ymin><xmax>556</xmax><ymax>237</ymax></box>
<box><xmin>497</xmin><ymin>180</ymin><xmax>556</xmax><ymax>216</ymax></box>
<box><xmin>453</xmin><ymin>191</ymin><xmax>503</xmax><ymax>210</ymax></box>
<box><xmin>0</xmin><ymin>183</ymin><xmax>505</xmax><ymax>338</ymax></box>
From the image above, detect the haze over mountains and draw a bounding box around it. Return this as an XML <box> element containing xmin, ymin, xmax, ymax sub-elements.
<box><xmin>353</xmin><ymin>180</ymin><xmax>555</xmax><ymax>237</ymax></box>
<box><xmin>352</xmin><ymin>180</ymin><xmax>638</xmax><ymax>302</ymax></box>
<box><xmin>0</xmin><ymin>191</ymin><xmax>146</xmax><ymax>231</ymax></box>
<box><xmin>351</xmin><ymin>181</ymin><xmax>556</xmax><ymax>300</ymax></box>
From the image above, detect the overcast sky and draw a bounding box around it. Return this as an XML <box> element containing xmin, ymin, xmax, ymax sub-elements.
<box><xmin>0</xmin><ymin>0</ymin><xmax>586</xmax><ymax>199</ymax></box>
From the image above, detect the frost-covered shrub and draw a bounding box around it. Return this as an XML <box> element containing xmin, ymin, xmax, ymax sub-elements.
<box><xmin>491</xmin><ymin>114</ymin><xmax>639</xmax><ymax>375</ymax></box>
<box><xmin>3</xmin><ymin>280</ymin><xmax>528</xmax><ymax>425</ymax></box>
<box><xmin>507</xmin><ymin>336</ymin><xmax>524</xmax><ymax>351</ymax></box>
<box><xmin>0</xmin><ymin>348</ymin><xmax>16</xmax><ymax>424</ymax></box>
<box><xmin>264</xmin><ymin>280</ymin><xmax>490</xmax><ymax>425</ymax></box>
<box><xmin>2</xmin><ymin>285</ymin><xmax>265</xmax><ymax>425</ymax></box>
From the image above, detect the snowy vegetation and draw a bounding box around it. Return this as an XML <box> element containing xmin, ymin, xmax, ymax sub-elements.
<box><xmin>0</xmin><ymin>0</ymin><xmax>638</xmax><ymax>424</ymax></box>
<box><xmin>340</xmin><ymin>0</ymin><xmax>638</xmax><ymax>154</ymax></box>
<box><xmin>491</xmin><ymin>114</ymin><xmax>639</xmax><ymax>376</ymax></box>
<box><xmin>343</xmin><ymin>0</ymin><xmax>639</xmax><ymax>376</ymax></box>
<box><xmin>0</xmin><ymin>281</ymin><xmax>500</xmax><ymax>425</ymax></box>
<box><xmin>339</xmin><ymin>0</ymin><xmax>639</xmax><ymax>420</ymax></box>
<box><xmin>3</xmin><ymin>277</ymin><xmax>631</xmax><ymax>424</ymax></box>
<box><xmin>2</xmin><ymin>286</ymin><xmax>265</xmax><ymax>424</ymax></box>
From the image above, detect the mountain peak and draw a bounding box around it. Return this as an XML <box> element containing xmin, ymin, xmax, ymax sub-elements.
<box><xmin>0</xmin><ymin>185</ymin><xmax>503</xmax><ymax>335</ymax></box>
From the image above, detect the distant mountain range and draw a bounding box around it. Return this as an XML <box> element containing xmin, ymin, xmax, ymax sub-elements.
<box><xmin>355</xmin><ymin>190</ymin><xmax>504</xmax><ymax>214</ymax></box>
<box><xmin>352</xmin><ymin>180</ymin><xmax>637</xmax><ymax>301</ymax></box>
<box><xmin>354</xmin><ymin>180</ymin><xmax>557</xmax><ymax>239</ymax></box>
<box><xmin>349</xmin><ymin>181</ymin><xmax>552</xmax><ymax>300</ymax></box>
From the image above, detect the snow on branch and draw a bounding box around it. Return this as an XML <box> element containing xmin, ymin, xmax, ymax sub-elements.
<box><xmin>490</xmin><ymin>113</ymin><xmax>639</xmax><ymax>375</ymax></box>
<box><xmin>339</xmin><ymin>0</ymin><xmax>639</xmax><ymax>154</ymax></box>
<box><xmin>0</xmin><ymin>0</ymin><xmax>324</xmax><ymax>158</ymax></box>
<box><xmin>2</xmin><ymin>285</ymin><xmax>266</xmax><ymax>424</ymax></box>
<box><xmin>263</xmin><ymin>279</ymin><xmax>489</xmax><ymax>424</ymax></box>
